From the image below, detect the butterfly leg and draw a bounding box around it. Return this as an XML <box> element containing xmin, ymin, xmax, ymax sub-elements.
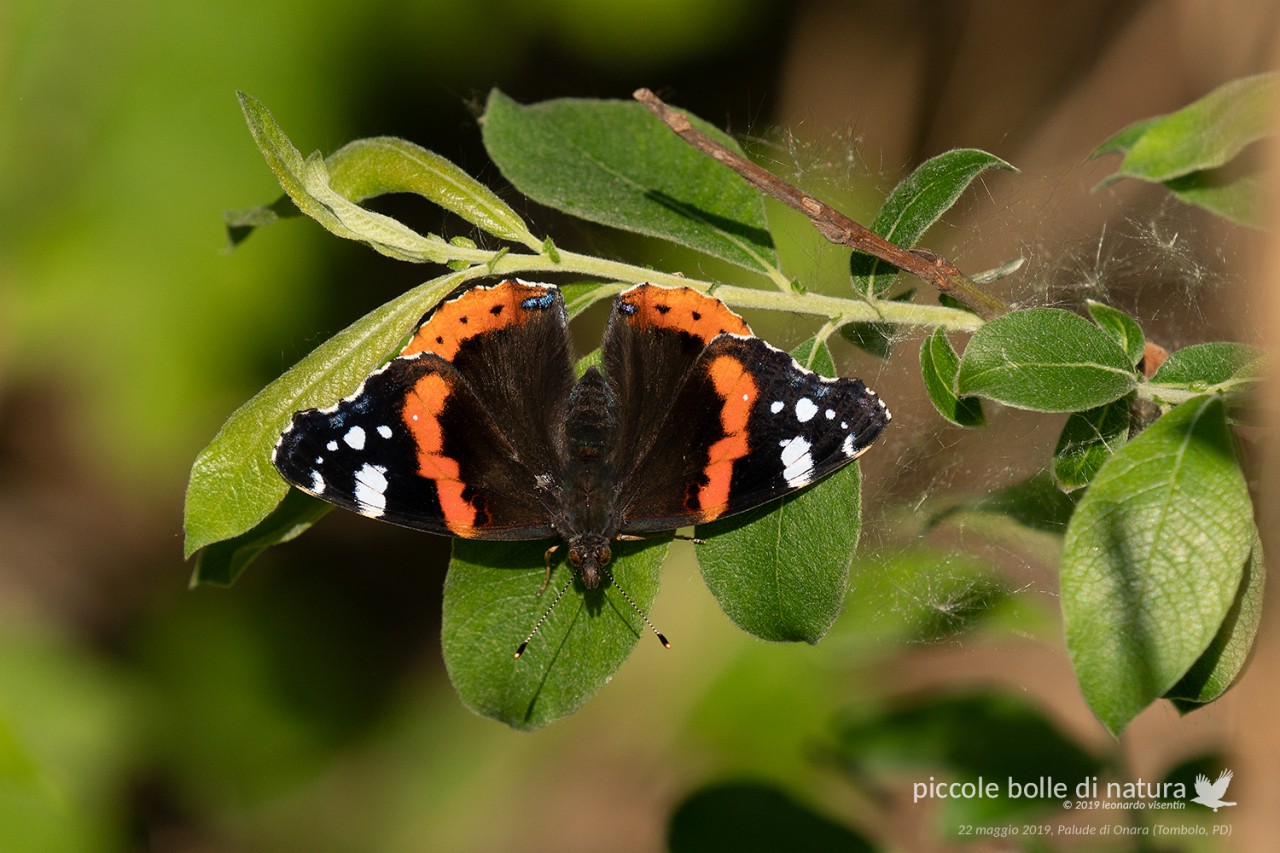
<box><xmin>615</xmin><ymin>533</ymin><xmax>706</xmax><ymax>545</ymax></box>
<box><xmin>539</xmin><ymin>544</ymin><xmax>560</xmax><ymax>596</ymax></box>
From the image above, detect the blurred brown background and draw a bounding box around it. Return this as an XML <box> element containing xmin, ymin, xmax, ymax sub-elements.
<box><xmin>2</xmin><ymin>0</ymin><xmax>1277</xmax><ymax>850</ymax></box>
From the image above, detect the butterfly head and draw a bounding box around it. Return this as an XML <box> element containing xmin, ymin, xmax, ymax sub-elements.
<box><xmin>567</xmin><ymin>534</ymin><xmax>612</xmax><ymax>589</ymax></box>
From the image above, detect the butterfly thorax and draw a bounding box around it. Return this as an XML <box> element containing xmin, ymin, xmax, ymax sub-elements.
<box><xmin>558</xmin><ymin>367</ymin><xmax>621</xmax><ymax>588</ymax></box>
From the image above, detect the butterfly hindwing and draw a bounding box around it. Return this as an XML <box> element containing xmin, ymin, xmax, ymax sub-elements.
<box><xmin>615</xmin><ymin>333</ymin><xmax>890</xmax><ymax>532</ymax></box>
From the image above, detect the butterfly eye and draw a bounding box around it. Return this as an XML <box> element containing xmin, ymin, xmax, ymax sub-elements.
<box><xmin>568</xmin><ymin>549</ymin><xmax>582</xmax><ymax>567</ymax></box>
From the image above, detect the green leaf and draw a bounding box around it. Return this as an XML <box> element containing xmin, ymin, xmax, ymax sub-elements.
<box><xmin>1148</xmin><ymin>341</ymin><xmax>1263</xmax><ymax>398</ymax></box>
<box><xmin>441</xmin><ymin>538</ymin><xmax>667</xmax><ymax>730</ymax></box>
<box><xmin>481</xmin><ymin>90</ymin><xmax>778</xmax><ymax>274</ymax></box>
<box><xmin>228</xmin><ymin>135</ymin><xmax>539</xmax><ymax>249</ymax></box>
<box><xmin>237</xmin><ymin>92</ymin><xmax>455</xmax><ymax>263</ymax></box>
<box><xmin>1052</xmin><ymin>397</ymin><xmax>1131</xmax><ymax>492</ymax></box>
<box><xmin>1163</xmin><ymin>169</ymin><xmax>1265</xmax><ymax>228</ymax></box>
<box><xmin>955</xmin><ymin>308</ymin><xmax>1136</xmax><ymax>412</ymax></box>
<box><xmin>929</xmin><ymin>471</ymin><xmax>1077</xmax><ymax>535</ymax></box>
<box><xmin>1110</xmin><ymin>72</ymin><xmax>1279</xmax><ymax>182</ymax></box>
<box><xmin>190</xmin><ymin>489</ymin><xmax>331</xmax><ymax>587</ymax></box>
<box><xmin>919</xmin><ymin>328</ymin><xmax>985</xmax><ymax>427</ymax></box>
<box><xmin>828</xmin><ymin>692</ymin><xmax>1102</xmax><ymax>826</ymax></box>
<box><xmin>183</xmin><ymin>271</ymin><xmax>465</xmax><ymax>557</ymax></box>
<box><xmin>850</xmin><ymin>149</ymin><xmax>1014</xmax><ymax>297</ymax></box>
<box><xmin>1168</xmin><ymin>529</ymin><xmax>1265</xmax><ymax>711</ymax></box>
<box><xmin>1060</xmin><ymin>396</ymin><xmax>1253</xmax><ymax>734</ymax></box>
<box><xmin>969</xmin><ymin>256</ymin><xmax>1025</xmax><ymax>285</ymax></box>
<box><xmin>1085</xmin><ymin>300</ymin><xmax>1144</xmax><ymax>367</ymax></box>
<box><xmin>1090</xmin><ymin>116</ymin><xmax>1162</xmax><ymax>161</ymax></box>
<box><xmin>694</xmin><ymin>341</ymin><xmax>861</xmax><ymax>643</ymax></box>
<box><xmin>668</xmin><ymin>781</ymin><xmax>873</xmax><ymax>853</ymax></box>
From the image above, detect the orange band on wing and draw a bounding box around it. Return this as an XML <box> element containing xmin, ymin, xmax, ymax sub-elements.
<box><xmin>617</xmin><ymin>284</ymin><xmax>752</xmax><ymax>344</ymax></box>
<box><xmin>402</xmin><ymin>372</ymin><xmax>474</xmax><ymax>534</ymax></box>
<box><xmin>401</xmin><ymin>280</ymin><xmax>555</xmax><ymax>360</ymax></box>
<box><xmin>697</xmin><ymin>354</ymin><xmax>758</xmax><ymax>519</ymax></box>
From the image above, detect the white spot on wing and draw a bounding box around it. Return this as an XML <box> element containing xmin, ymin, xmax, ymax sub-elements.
<box><xmin>377</xmin><ymin>424</ymin><xmax>393</xmax><ymax>439</ymax></box>
<box><xmin>770</xmin><ymin>401</ymin><xmax>784</xmax><ymax>414</ymax></box>
<box><xmin>778</xmin><ymin>436</ymin><xmax>814</xmax><ymax>487</ymax></box>
<box><xmin>842</xmin><ymin>433</ymin><xmax>856</xmax><ymax>457</ymax></box>
<box><xmin>795</xmin><ymin>398</ymin><xmax>818</xmax><ymax>423</ymax></box>
<box><xmin>326</xmin><ymin>440</ymin><xmax>339</xmax><ymax>452</ymax></box>
<box><xmin>825</xmin><ymin>409</ymin><xmax>836</xmax><ymax>420</ymax></box>
<box><xmin>353</xmin><ymin>463</ymin><xmax>389</xmax><ymax>517</ymax></box>
<box><xmin>310</xmin><ymin>470</ymin><xmax>326</xmax><ymax>494</ymax></box>
<box><xmin>343</xmin><ymin>425</ymin><xmax>366</xmax><ymax>450</ymax></box>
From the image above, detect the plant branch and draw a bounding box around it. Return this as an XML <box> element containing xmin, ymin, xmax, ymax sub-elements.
<box><xmin>466</xmin><ymin>248</ymin><xmax>984</xmax><ymax>332</ymax></box>
<box><xmin>634</xmin><ymin>88</ymin><xmax>1010</xmax><ymax>320</ymax></box>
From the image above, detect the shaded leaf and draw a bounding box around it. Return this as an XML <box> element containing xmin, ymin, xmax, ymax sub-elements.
<box><xmin>191</xmin><ymin>489</ymin><xmax>332</xmax><ymax>588</ymax></box>
<box><xmin>1052</xmin><ymin>397</ymin><xmax>1131</xmax><ymax>492</ymax></box>
<box><xmin>184</xmin><ymin>272</ymin><xmax>466</xmax><ymax>556</ymax></box>
<box><xmin>828</xmin><ymin>691</ymin><xmax>1102</xmax><ymax>826</ymax></box>
<box><xmin>851</xmin><ymin>149</ymin><xmax>1014</xmax><ymax>297</ymax></box>
<box><xmin>1061</xmin><ymin>396</ymin><xmax>1253</xmax><ymax>734</ymax></box>
<box><xmin>668</xmin><ymin>781</ymin><xmax>872</xmax><ymax>853</ymax></box>
<box><xmin>955</xmin><ymin>308</ymin><xmax>1136</xmax><ymax>412</ymax></box>
<box><xmin>930</xmin><ymin>471</ymin><xmax>1077</xmax><ymax>534</ymax></box>
<box><xmin>1168</xmin><ymin>529</ymin><xmax>1265</xmax><ymax>711</ymax></box>
<box><xmin>694</xmin><ymin>341</ymin><xmax>860</xmax><ymax>643</ymax></box>
<box><xmin>833</xmin><ymin>549</ymin><xmax>1035</xmax><ymax>647</ymax></box>
<box><xmin>481</xmin><ymin>90</ymin><xmax>778</xmax><ymax>274</ymax></box>
<box><xmin>838</xmin><ymin>289</ymin><xmax>914</xmax><ymax>360</ymax></box>
<box><xmin>919</xmin><ymin>328</ymin><xmax>985</xmax><ymax>427</ymax></box>
<box><xmin>441</xmin><ymin>538</ymin><xmax>668</xmax><ymax>730</ymax></box>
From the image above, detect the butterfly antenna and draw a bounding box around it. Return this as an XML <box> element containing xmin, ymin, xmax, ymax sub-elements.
<box><xmin>514</xmin><ymin>575</ymin><xmax>574</xmax><ymax>659</ymax></box>
<box><xmin>604</xmin><ymin>567</ymin><xmax>671</xmax><ymax>650</ymax></box>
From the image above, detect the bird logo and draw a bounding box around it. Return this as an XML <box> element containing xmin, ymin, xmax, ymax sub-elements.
<box><xmin>1191</xmin><ymin>769</ymin><xmax>1237</xmax><ymax>812</ymax></box>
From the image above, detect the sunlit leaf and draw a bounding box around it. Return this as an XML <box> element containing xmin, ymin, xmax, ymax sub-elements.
<box><xmin>228</xmin><ymin>135</ymin><xmax>538</xmax><ymax>249</ymax></box>
<box><xmin>1109</xmin><ymin>72</ymin><xmax>1279</xmax><ymax>182</ymax></box>
<box><xmin>851</xmin><ymin>149</ymin><xmax>1014</xmax><ymax>297</ymax></box>
<box><xmin>481</xmin><ymin>90</ymin><xmax>778</xmax><ymax>274</ymax></box>
<box><xmin>1086</xmin><ymin>300</ymin><xmax>1144</xmax><ymax>367</ymax></box>
<box><xmin>441</xmin><ymin>538</ymin><xmax>668</xmax><ymax>730</ymax></box>
<box><xmin>237</xmin><ymin>92</ymin><xmax>455</xmax><ymax>262</ymax></box>
<box><xmin>956</xmin><ymin>308</ymin><xmax>1136</xmax><ymax>412</ymax></box>
<box><xmin>1148</xmin><ymin>341</ymin><xmax>1263</xmax><ymax>399</ymax></box>
<box><xmin>1061</xmin><ymin>396</ymin><xmax>1253</xmax><ymax>734</ymax></box>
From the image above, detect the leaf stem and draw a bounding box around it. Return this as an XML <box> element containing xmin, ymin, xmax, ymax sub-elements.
<box><xmin>633</xmin><ymin>88</ymin><xmax>1011</xmax><ymax>320</ymax></box>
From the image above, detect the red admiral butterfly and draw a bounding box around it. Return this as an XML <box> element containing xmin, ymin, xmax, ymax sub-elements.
<box><xmin>273</xmin><ymin>280</ymin><xmax>890</xmax><ymax>644</ymax></box>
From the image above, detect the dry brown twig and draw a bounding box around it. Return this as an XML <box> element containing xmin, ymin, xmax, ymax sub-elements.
<box><xmin>633</xmin><ymin>88</ymin><xmax>1009</xmax><ymax>320</ymax></box>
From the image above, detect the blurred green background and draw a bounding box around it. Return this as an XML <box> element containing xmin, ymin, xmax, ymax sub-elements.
<box><xmin>3</xmin><ymin>1</ymin><xmax>1277</xmax><ymax>850</ymax></box>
